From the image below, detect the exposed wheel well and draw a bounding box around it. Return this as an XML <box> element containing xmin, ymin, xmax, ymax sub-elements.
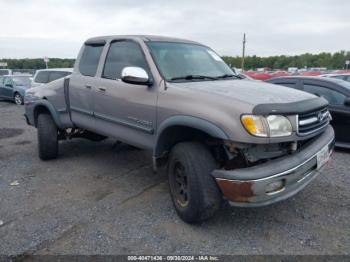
<box><xmin>34</xmin><ymin>105</ymin><xmax>50</xmax><ymax>127</ymax></box>
<box><xmin>154</xmin><ymin>125</ymin><xmax>225</xmax><ymax>167</ymax></box>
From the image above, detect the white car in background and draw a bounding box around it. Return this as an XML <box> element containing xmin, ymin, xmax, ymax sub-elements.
<box><xmin>0</xmin><ymin>69</ymin><xmax>13</xmax><ymax>76</ymax></box>
<box><xmin>31</xmin><ymin>68</ymin><xmax>73</xmax><ymax>87</ymax></box>
<box><xmin>320</xmin><ymin>73</ymin><xmax>350</xmax><ymax>82</ymax></box>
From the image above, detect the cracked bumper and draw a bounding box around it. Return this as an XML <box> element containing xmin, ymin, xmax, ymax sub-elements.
<box><xmin>212</xmin><ymin>126</ymin><xmax>335</xmax><ymax>207</ymax></box>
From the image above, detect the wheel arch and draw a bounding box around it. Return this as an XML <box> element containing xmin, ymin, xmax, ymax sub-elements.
<box><xmin>33</xmin><ymin>100</ymin><xmax>63</xmax><ymax>129</ymax></box>
<box><xmin>13</xmin><ymin>91</ymin><xmax>24</xmax><ymax>105</ymax></box>
<box><xmin>153</xmin><ymin>116</ymin><xmax>229</xmax><ymax>160</ymax></box>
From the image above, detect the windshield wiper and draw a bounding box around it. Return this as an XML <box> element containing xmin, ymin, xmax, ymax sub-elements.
<box><xmin>170</xmin><ymin>75</ymin><xmax>217</xmax><ymax>81</ymax></box>
<box><xmin>214</xmin><ymin>74</ymin><xmax>240</xmax><ymax>79</ymax></box>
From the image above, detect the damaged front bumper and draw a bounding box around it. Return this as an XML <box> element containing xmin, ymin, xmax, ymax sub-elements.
<box><xmin>212</xmin><ymin>126</ymin><xmax>335</xmax><ymax>207</ymax></box>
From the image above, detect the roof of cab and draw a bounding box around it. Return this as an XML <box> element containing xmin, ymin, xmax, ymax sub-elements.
<box><xmin>84</xmin><ymin>35</ymin><xmax>202</xmax><ymax>45</ymax></box>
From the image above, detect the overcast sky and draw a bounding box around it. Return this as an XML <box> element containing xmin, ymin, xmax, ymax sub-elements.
<box><xmin>1</xmin><ymin>0</ymin><xmax>349</xmax><ymax>58</ymax></box>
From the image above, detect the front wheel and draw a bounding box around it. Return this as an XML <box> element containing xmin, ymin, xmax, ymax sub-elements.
<box><xmin>168</xmin><ymin>142</ymin><xmax>222</xmax><ymax>223</ymax></box>
<box><xmin>14</xmin><ymin>93</ymin><xmax>23</xmax><ymax>105</ymax></box>
<box><xmin>37</xmin><ymin>113</ymin><xmax>58</xmax><ymax>160</ymax></box>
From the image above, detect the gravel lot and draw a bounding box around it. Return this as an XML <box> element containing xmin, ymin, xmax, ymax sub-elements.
<box><xmin>0</xmin><ymin>100</ymin><xmax>349</xmax><ymax>256</ymax></box>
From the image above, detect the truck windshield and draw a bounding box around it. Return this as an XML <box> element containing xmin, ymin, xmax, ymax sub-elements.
<box><xmin>147</xmin><ymin>42</ymin><xmax>235</xmax><ymax>81</ymax></box>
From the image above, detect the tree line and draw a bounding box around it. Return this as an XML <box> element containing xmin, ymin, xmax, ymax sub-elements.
<box><xmin>1</xmin><ymin>50</ymin><xmax>350</xmax><ymax>70</ymax></box>
<box><xmin>0</xmin><ymin>58</ymin><xmax>75</xmax><ymax>70</ymax></box>
<box><xmin>223</xmin><ymin>50</ymin><xmax>350</xmax><ymax>70</ymax></box>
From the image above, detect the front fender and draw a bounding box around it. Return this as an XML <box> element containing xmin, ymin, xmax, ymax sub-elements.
<box><xmin>14</xmin><ymin>87</ymin><xmax>26</xmax><ymax>98</ymax></box>
<box><xmin>154</xmin><ymin>115</ymin><xmax>229</xmax><ymax>157</ymax></box>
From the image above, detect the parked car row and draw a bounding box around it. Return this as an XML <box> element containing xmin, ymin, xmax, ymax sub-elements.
<box><xmin>0</xmin><ymin>68</ymin><xmax>72</xmax><ymax>104</ymax></box>
<box><xmin>0</xmin><ymin>75</ymin><xmax>32</xmax><ymax>105</ymax></box>
<box><xmin>320</xmin><ymin>73</ymin><xmax>350</xmax><ymax>82</ymax></box>
<box><xmin>245</xmin><ymin>70</ymin><xmax>350</xmax><ymax>81</ymax></box>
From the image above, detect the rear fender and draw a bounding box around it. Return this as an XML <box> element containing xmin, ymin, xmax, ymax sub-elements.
<box><xmin>33</xmin><ymin>100</ymin><xmax>64</xmax><ymax>129</ymax></box>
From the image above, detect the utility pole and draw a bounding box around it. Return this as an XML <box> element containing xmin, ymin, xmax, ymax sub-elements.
<box><xmin>44</xmin><ymin>56</ymin><xmax>49</xmax><ymax>69</ymax></box>
<box><xmin>241</xmin><ymin>33</ymin><xmax>246</xmax><ymax>71</ymax></box>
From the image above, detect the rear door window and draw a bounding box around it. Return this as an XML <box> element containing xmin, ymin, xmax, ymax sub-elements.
<box><xmin>79</xmin><ymin>44</ymin><xmax>104</xmax><ymax>77</ymax></box>
<box><xmin>35</xmin><ymin>71</ymin><xmax>50</xmax><ymax>83</ymax></box>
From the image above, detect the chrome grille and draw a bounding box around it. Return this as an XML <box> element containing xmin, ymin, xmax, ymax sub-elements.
<box><xmin>297</xmin><ymin>107</ymin><xmax>330</xmax><ymax>136</ymax></box>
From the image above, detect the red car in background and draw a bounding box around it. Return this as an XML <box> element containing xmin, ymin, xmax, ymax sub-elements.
<box><xmin>244</xmin><ymin>71</ymin><xmax>273</xmax><ymax>80</ymax></box>
<box><xmin>300</xmin><ymin>71</ymin><xmax>322</xmax><ymax>76</ymax></box>
<box><xmin>270</xmin><ymin>71</ymin><xmax>290</xmax><ymax>78</ymax></box>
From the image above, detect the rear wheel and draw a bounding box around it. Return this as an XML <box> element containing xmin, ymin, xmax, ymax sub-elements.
<box><xmin>14</xmin><ymin>93</ymin><xmax>23</xmax><ymax>105</ymax></box>
<box><xmin>37</xmin><ymin>113</ymin><xmax>58</xmax><ymax>160</ymax></box>
<box><xmin>168</xmin><ymin>142</ymin><xmax>222</xmax><ymax>223</ymax></box>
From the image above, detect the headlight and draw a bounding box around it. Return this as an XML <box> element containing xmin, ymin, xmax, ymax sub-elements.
<box><xmin>241</xmin><ymin>115</ymin><xmax>292</xmax><ymax>137</ymax></box>
<box><xmin>266</xmin><ymin>115</ymin><xmax>292</xmax><ymax>137</ymax></box>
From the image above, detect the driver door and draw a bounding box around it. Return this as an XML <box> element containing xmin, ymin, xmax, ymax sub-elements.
<box><xmin>93</xmin><ymin>39</ymin><xmax>157</xmax><ymax>149</ymax></box>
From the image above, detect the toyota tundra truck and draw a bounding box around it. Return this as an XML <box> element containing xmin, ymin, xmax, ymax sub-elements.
<box><xmin>24</xmin><ymin>35</ymin><xmax>334</xmax><ymax>223</ymax></box>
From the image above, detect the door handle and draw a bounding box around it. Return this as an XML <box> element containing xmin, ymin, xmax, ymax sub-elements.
<box><xmin>98</xmin><ymin>87</ymin><xmax>106</xmax><ymax>92</ymax></box>
<box><xmin>85</xmin><ymin>85</ymin><xmax>92</xmax><ymax>89</ymax></box>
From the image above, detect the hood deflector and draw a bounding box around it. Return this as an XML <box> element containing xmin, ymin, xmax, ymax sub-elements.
<box><xmin>252</xmin><ymin>97</ymin><xmax>328</xmax><ymax>115</ymax></box>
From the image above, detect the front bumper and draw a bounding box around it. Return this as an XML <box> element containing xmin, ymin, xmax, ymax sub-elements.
<box><xmin>212</xmin><ymin>126</ymin><xmax>335</xmax><ymax>207</ymax></box>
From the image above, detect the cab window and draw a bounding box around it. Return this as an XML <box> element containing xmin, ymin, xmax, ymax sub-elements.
<box><xmin>102</xmin><ymin>40</ymin><xmax>148</xmax><ymax>80</ymax></box>
<box><xmin>79</xmin><ymin>44</ymin><xmax>104</xmax><ymax>77</ymax></box>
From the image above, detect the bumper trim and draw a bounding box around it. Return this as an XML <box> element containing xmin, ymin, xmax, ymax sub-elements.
<box><xmin>216</xmin><ymin>169</ymin><xmax>321</xmax><ymax>207</ymax></box>
<box><xmin>213</xmin><ymin>126</ymin><xmax>335</xmax><ymax>207</ymax></box>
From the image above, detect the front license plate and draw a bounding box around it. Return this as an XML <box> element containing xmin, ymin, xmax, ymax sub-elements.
<box><xmin>317</xmin><ymin>145</ymin><xmax>330</xmax><ymax>169</ymax></box>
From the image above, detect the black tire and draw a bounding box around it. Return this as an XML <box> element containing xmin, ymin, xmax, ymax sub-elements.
<box><xmin>168</xmin><ymin>142</ymin><xmax>222</xmax><ymax>223</ymax></box>
<box><xmin>37</xmin><ymin>113</ymin><xmax>58</xmax><ymax>160</ymax></box>
<box><xmin>14</xmin><ymin>93</ymin><xmax>23</xmax><ymax>105</ymax></box>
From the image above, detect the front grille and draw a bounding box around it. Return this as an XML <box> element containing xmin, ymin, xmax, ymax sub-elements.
<box><xmin>297</xmin><ymin>107</ymin><xmax>330</xmax><ymax>136</ymax></box>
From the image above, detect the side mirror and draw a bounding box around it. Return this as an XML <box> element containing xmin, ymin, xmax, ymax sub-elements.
<box><xmin>5</xmin><ymin>83</ymin><xmax>13</xmax><ymax>88</ymax></box>
<box><xmin>121</xmin><ymin>67</ymin><xmax>151</xmax><ymax>85</ymax></box>
<box><xmin>344</xmin><ymin>97</ymin><xmax>350</xmax><ymax>106</ymax></box>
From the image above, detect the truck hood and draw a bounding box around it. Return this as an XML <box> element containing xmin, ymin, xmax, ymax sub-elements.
<box><xmin>167</xmin><ymin>79</ymin><xmax>316</xmax><ymax>106</ymax></box>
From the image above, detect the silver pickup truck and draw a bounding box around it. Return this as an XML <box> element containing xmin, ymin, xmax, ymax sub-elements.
<box><xmin>24</xmin><ymin>35</ymin><xmax>334</xmax><ymax>223</ymax></box>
